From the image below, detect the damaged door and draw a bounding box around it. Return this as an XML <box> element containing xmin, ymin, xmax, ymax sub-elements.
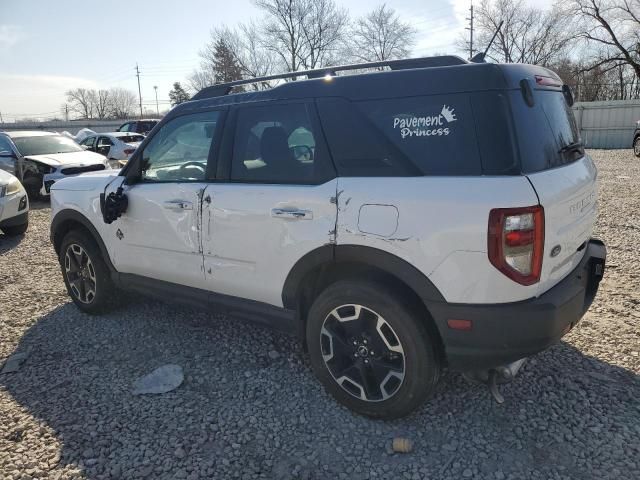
<box><xmin>201</xmin><ymin>101</ymin><xmax>337</xmax><ymax>307</ymax></box>
<box><xmin>108</xmin><ymin>110</ymin><xmax>223</xmax><ymax>290</ymax></box>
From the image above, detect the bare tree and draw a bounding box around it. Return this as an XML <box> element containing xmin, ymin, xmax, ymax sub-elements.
<box><xmin>189</xmin><ymin>23</ymin><xmax>277</xmax><ymax>92</ymax></box>
<box><xmin>568</xmin><ymin>0</ymin><xmax>640</xmax><ymax>79</ymax></box>
<box><xmin>349</xmin><ymin>4</ymin><xmax>417</xmax><ymax>63</ymax></box>
<box><xmin>470</xmin><ymin>0</ymin><xmax>575</xmax><ymax>66</ymax></box>
<box><xmin>255</xmin><ymin>0</ymin><xmax>308</xmax><ymax>72</ymax></box>
<box><xmin>65</xmin><ymin>88</ymin><xmax>94</xmax><ymax>119</ymax></box>
<box><xmin>254</xmin><ymin>0</ymin><xmax>348</xmax><ymax>71</ymax></box>
<box><xmin>108</xmin><ymin>88</ymin><xmax>137</xmax><ymax>119</ymax></box>
<box><xmin>298</xmin><ymin>0</ymin><xmax>349</xmax><ymax>68</ymax></box>
<box><xmin>93</xmin><ymin>89</ymin><xmax>111</xmax><ymax>119</ymax></box>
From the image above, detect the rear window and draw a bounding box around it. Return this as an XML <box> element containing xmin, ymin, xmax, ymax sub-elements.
<box><xmin>511</xmin><ymin>90</ymin><xmax>582</xmax><ymax>173</ymax></box>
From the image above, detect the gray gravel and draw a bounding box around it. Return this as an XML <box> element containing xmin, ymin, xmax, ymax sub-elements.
<box><xmin>1</xmin><ymin>150</ymin><xmax>639</xmax><ymax>480</ymax></box>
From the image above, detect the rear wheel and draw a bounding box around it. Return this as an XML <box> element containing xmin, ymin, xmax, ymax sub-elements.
<box><xmin>1</xmin><ymin>220</ymin><xmax>28</xmax><ymax>236</ymax></box>
<box><xmin>59</xmin><ymin>229</ymin><xmax>116</xmax><ymax>314</ymax></box>
<box><xmin>634</xmin><ymin>136</ymin><xmax>640</xmax><ymax>157</ymax></box>
<box><xmin>306</xmin><ymin>280</ymin><xmax>441</xmax><ymax>419</ymax></box>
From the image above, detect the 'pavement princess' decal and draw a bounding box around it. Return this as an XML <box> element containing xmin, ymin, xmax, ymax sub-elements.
<box><xmin>393</xmin><ymin>105</ymin><xmax>458</xmax><ymax>139</ymax></box>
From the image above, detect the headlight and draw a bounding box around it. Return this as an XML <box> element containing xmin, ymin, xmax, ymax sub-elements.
<box><xmin>4</xmin><ymin>177</ymin><xmax>22</xmax><ymax>197</ymax></box>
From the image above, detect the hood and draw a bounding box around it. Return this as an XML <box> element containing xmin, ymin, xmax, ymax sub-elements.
<box><xmin>50</xmin><ymin>169</ymin><xmax>121</xmax><ymax>192</ymax></box>
<box><xmin>25</xmin><ymin>150</ymin><xmax>107</xmax><ymax>168</ymax></box>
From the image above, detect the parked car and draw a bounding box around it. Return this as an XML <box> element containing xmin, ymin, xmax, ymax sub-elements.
<box><xmin>0</xmin><ymin>131</ymin><xmax>110</xmax><ymax>198</ymax></box>
<box><xmin>633</xmin><ymin>120</ymin><xmax>640</xmax><ymax>157</ymax></box>
<box><xmin>0</xmin><ymin>169</ymin><xmax>29</xmax><ymax>236</ymax></box>
<box><xmin>50</xmin><ymin>56</ymin><xmax>606</xmax><ymax>419</ymax></box>
<box><xmin>79</xmin><ymin>132</ymin><xmax>144</xmax><ymax>168</ymax></box>
<box><xmin>117</xmin><ymin>119</ymin><xmax>159</xmax><ymax>135</ymax></box>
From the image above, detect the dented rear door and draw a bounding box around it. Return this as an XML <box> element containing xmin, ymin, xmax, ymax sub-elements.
<box><xmin>201</xmin><ymin>100</ymin><xmax>338</xmax><ymax>308</ymax></box>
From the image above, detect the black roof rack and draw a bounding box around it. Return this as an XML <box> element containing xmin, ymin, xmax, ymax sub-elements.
<box><xmin>192</xmin><ymin>55</ymin><xmax>467</xmax><ymax>101</ymax></box>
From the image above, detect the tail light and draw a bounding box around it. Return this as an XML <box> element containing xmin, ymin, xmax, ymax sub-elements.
<box><xmin>124</xmin><ymin>148</ymin><xmax>135</xmax><ymax>155</ymax></box>
<box><xmin>488</xmin><ymin>206</ymin><xmax>544</xmax><ymax>285</ymax></box>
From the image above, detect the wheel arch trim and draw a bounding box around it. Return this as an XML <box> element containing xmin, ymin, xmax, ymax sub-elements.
<box><xmin>50</xmin><ymin>209</ymin><xmax>116</xmax><ymax>273</ymax></box>
<box><xmin>282</xmin><ymin>244</ymin><xmax>446</xmax><ymax>309</ymax></box>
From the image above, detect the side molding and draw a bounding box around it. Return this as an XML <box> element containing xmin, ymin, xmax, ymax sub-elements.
<box><xmin>50</xmin><ymin>209</ymin><xmax>116</xmax><ymax>273</ymax></box>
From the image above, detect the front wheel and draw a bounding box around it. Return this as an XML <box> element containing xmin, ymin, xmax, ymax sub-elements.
<box><xmin>59</xmin><ymin>229</ymin><xmax>116</xmax><ymax>314</ymax></box>
<box><xmin>634</xmin><ymin>136</ymin><xmax>640</xmax><ymax>157</ymax></box>
<box><xmin>306</xmin><ymin>280</ymin><xmax>441</xmax><ymax>419</ymax></box>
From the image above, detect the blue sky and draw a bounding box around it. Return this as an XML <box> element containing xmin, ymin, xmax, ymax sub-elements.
<box><xmin>0</xmin><ymin>0</ymin><xmax>550</xmax><ymax>120</ymax></box>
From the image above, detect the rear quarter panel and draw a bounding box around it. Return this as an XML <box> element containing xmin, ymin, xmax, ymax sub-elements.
<box><xmin>336</xmin><ymin>176</ymin><xmax>541</xmax><ymax>303</ymax></box>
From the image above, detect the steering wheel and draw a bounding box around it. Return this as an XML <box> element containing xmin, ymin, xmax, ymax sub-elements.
<box><xmin>179</xmin><ymin>161</ymin><xmax>206</xmax><ymax>178</ymax></box>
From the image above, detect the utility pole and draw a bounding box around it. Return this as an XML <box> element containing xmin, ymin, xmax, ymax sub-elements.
<box><xmin>466</xmin><ymin>1</ymin><xmax>474</xmax><ymax>61</ymax></box>
<box><xmin>0</xmin><ymin>111</ymin><xmax>3</xmax><ymax>124</ymax></box>
<box><xmin>153</xmin><ymin>85</ymin><xmax>159</xmax><ymax>116</ymax></box>
<box><xmin>64</xmin><ymin>104</ymin><xmax>69</xmax><ymax>122</ymax></box>
<box><xmin>135</xmin><ymin>63</ymin><xmax>143</xmax><ymax>119</ymax></box>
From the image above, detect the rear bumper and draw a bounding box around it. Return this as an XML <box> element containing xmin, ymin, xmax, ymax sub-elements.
<box><xmin>430</xmin><ymin>239</ymin><xmax>606</xmax><ymax>371</ymax></box>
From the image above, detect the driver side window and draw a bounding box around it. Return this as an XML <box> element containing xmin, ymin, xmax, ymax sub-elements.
<box><xmin>141</xmin><ymin>111</ymin><xmax>220</xmax><ymax>182</ymax></box>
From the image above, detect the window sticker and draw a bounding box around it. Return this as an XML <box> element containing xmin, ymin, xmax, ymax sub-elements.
<box><xmin>392</xmin><ymin>105</ymin><xmax>458</xmax><ymax>139</ymax></box>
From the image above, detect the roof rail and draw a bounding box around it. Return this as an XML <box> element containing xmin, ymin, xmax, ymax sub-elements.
<box><xmin>192</xmin><ymin>55</ymin><xmax>467</xmax><ymax>101</ymax></box>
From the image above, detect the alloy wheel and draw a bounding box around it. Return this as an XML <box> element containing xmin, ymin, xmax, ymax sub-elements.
<box><xmin>320</xmin><ymin>304</ymin><xmax>405</xmax><ymax>402</ymax></box>
<box><xmin>64</xmin><ymin>243</ymin><xmax>97</xmax><ymax>304</ymax></box>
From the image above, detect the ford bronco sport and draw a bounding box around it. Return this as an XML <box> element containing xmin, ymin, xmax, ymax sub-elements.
<box><xmin>50</xmin><ymin>56</ymin><xmax>606</xmax><ymax>419</ymax></box>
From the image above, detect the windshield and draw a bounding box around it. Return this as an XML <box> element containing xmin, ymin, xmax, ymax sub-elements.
<box><xmin>13</xmin><ymin>135</ymin><xmax>84</xmax><ymax>156</ymax></box>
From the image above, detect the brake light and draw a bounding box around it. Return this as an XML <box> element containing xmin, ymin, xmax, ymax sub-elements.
<box><xmin>534</xmin><ymin>75</ymin><xmax>562</xmax><ymax>87</ymax></box>
<box><xmin>124</xmin><ymin>149</ymin><xmax>135</xmax><ymax>155</ymax></box>
<box><xmin>488</xmin><ymin>206</ymin><xmax>544</xmax><ymax>285</ymax></box>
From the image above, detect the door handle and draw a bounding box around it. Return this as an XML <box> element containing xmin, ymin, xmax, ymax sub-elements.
<box><xmin>271</xmin><ymin>208</ymin><xmax>313</xmax><ymax>220</ymax></box>
<box><xmin>163</xmin><ymin>200</ymin><xmax>193</xmax><ymax>210</ymax></box>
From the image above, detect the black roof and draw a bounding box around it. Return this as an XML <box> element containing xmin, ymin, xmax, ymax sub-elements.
<box><xmin>171</xmin><ymin>57</ymin><xmax>559</xmax><ymax>118</ymax></box>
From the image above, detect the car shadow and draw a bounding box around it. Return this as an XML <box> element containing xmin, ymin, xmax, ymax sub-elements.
<box><xmin>1</xmin><ymin>300</ymin><xmax>638</xmax><ymax>479</ymax></box>
<box><xmin>0</xmin><ymin>231</ymin><xmax>26</xmax><ymax>253</ymax></box>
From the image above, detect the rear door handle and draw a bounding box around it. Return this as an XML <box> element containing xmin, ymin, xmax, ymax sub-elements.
<box><xmin>271</xmin><ymin>208</ymin><xmax>313</xmax><ymax>220</ymax></box>
<box><xmin>163</xmin><ymin>200</ymin><xmax>193</xmax><ymax>210</ymax></box>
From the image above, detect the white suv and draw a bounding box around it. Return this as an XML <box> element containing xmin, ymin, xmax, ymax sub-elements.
<box><xmin>49</xmin><ymin>57</ymin><xmax>606</xmax><ymax>418</ymax></box>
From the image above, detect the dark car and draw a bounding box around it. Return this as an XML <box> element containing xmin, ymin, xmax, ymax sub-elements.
<box><xmin>117</xmin><ymin>119</ymin><xmax>159</xmax><ymax>135</ymax></box>
<box><xmin>634</xmin><ymin>120</ymin><xmax>640</xmax><ymax>157</ymax></box>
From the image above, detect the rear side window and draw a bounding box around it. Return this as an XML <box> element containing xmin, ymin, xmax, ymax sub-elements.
<box><xmin>511</xmin><ymin>90</ymin><xmax>582</xmax><ymax>173</ymax></box>
<box><xmin>231</xmin><ymin>102</ymin><xmax>333</xmax><ymax>184</ymax></box>
<box><xmin>318</xmin><ymin>95</ymin><xmax>481</xmax><ymax>176</ymax></box>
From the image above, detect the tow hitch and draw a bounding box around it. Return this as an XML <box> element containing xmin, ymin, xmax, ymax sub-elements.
<box><xmin>463</xmin><ymin>358</ymin><xmax>528</xmax><ymax>404</ymax></box>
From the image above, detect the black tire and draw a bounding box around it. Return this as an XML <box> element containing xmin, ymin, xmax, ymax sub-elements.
<box><xmin>634</xmin><ymin>136</ymin><xmax>640</xmax><ymax>158</ymax></box>
<box><xmin>59</xmin><ymin>229</ymin><xmax>116</xmax><ymax>314</ymax></box>
<box><xmin>22</xmin><ymin>174</ymin><xmax>41</xmax><ymax>201</ymax></box>
<box><xmin>306</xmin><ymin>280</ymin><xmax>441</xmax><ymax>419</ymax></box>
<box><xmin>1</xmin><ymin>220</ymin><xmax>28</xmax><ymax>236</ymax></box>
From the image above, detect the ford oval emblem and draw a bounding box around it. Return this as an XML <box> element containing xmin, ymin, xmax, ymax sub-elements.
<box><xmin>551</xmin><ymin>245</ymin><xmax>562</xmax><ymax>257</ymax></box>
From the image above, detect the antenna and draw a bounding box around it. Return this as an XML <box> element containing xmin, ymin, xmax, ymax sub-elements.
<box><xmin>471</xmin><ymin>20</ymin><xmax>504</xmax><ymax>63</ymax></box>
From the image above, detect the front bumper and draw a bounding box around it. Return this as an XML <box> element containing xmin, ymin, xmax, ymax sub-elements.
<box><xmin>430</xmin><ymin>239</ymin><xmax>606</xmax><ymax>371</ymax></box>
<box><xmin>0</xmin><ymin>210</ymin><xmax>28</xmax><ymax>229</ymax></box>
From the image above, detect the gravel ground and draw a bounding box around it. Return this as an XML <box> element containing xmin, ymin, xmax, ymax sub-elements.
<box><xmin>0</xmin><ymin>150</ymin><xmax>638</xmax><ymax>480</ymax></box>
